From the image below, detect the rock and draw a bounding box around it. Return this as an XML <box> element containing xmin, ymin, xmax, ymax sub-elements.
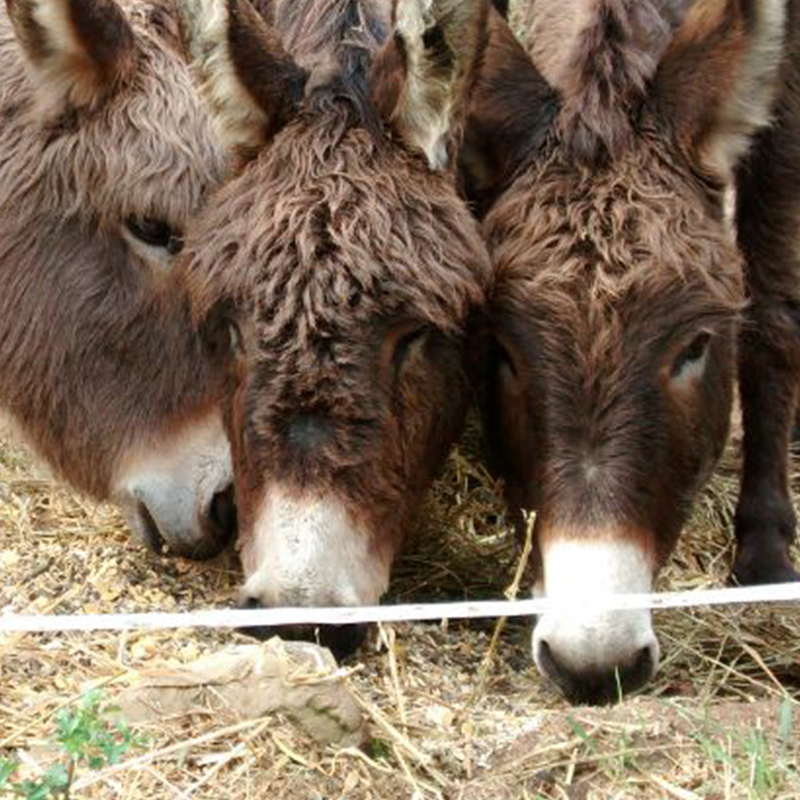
<box><xmin>114</xmin><ymin>637</ymin><xmax>365</xmax><ymax>747</ymax></box>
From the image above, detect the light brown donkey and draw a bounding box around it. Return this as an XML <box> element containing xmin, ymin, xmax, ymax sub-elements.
<box><xmin>462</xmin><ymin>0</ymin><xmax>798</xmax><ymax>703</ymax></box>
<box><xmin>0</xmin><ymin>0</ymin><xmax>234</xmax><ymax>558</ymax></box>
<box><xmin>178</xmin><ymin>0</ymin><xmax>492</xmax><ymax>658</ymax></box>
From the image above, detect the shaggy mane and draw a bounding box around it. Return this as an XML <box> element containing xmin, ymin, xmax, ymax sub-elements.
<box><xmin>275</xmin><ymin>0</ymin><xmax>389</xmax><ymax>137</ymax></box>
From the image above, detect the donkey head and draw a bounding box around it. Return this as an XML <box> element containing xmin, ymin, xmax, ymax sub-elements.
<box><xmin>2</xmin><ymin>0</ymin><xmax>233</xmax><ymax>557</ymax></box>
<box><xmin>462</xmin><ymin>0</ymin><xmax>787</xmax><ymax>702</ymax></box>
<box><xmin>179</xmin><ymin>0</ymin><xmax>491</xmax><ymax>656</ymax></box>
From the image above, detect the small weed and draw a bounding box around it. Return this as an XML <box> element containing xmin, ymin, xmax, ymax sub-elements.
<box><xmin>744</xmin><ymin>726</ymin><xmax>780</xmax><ymax>797</ymax></box>
<box><xmin>688</xmin><ymin>701</ymin><xmax>799</xmax><ymax>799</ymax></box>
<box><xmin>0</xmin><ymin>690</ymin><xmax>146</xmax><ymax>799</ymax></box>
<box><xmin>777</xmin><ymin>697</ymin><xmax>794</xmax><ymax>763</ymax></box>
<box><xmin>565</xmin><ymin>715</ymin><xmax>640</xmax><ymax>781</ymax></box>
<box><xmin>565</xmin><ymin>716</ymin><xmax>597</xmax><ymax>754</ymax></box>
<box><xmin>0</xmin><ymin>762</ymin><xmax>18</xmax><ymax>791</ymax></box>
<box><xmin>368</xmin><ymin>738</ymin><xmax>392</xmax><ymax>762</ymax></box>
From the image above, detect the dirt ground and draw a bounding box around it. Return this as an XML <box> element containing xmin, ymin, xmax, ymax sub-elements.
<box><xmin>1</xmin><ymin>417</ymin><xmax>799</xmax><ymax>799</ymax></box>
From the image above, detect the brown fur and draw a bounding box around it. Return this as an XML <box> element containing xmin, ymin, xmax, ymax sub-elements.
<box><xmin>180</xmin><ymin>0</ymin><xmax>491</xmax><ymax>608</ymax></box>
<box><xmin>462</xmin><ymin>0</ymin><xmax>799</xmax><ymax>615</ymax></box>
<box><xmin>482</xmin><ymin>140</ymin><xmax>740</xmax><ymax>572</ymax></box>
<box><xmin>0</xmin><ymin>0</ymin><xmax>226</xmax><ymax>499</ymax></box>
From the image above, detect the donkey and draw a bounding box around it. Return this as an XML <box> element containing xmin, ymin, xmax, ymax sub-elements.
<box><xmin>177</xmin><ymin>0</ymin><xmax>492</xmax><ymax>657</ymax></box>
<box><xmin>461</xmin><ymin>0</ymin><xmax>799</xmax><ymax>703</ymax></box>
<box><xmin>0</xmin><ymin>0</ymin><xmax>235</xmax><ymax>558</ymax></box>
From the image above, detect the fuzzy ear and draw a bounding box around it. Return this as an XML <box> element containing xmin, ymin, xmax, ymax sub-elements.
<box><xmin>555</xmin><ymin>0</ymin><xmax>696</xmax><ymax>165</ymax></box>
<box><xmin>6</xmin><ymin>0</ymin><xmax>136</xmax><ymax>108</ymax></box>
<box><xmin>371</xmin><ymin>0</ymin><xmax>492</xmax><ymax>170</ymax></box>
<box><xmin>459</xmin><ymin>8</ymin><xmax>559</xmax><ymax>214</ymax></box>
<box><xmin>179</xmin><ymin>0</ymin><xmax>307</xmax><ymax>154</ymax></box>
<box><xmin>654</xmin><ymin>0</ymin><xmax>787</xmax><ymax>179</ymax></box>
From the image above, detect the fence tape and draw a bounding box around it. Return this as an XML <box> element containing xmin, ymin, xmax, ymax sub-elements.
<box><xmin>1</xmin><ymin>582</ymin><xmax>799</xmax><ymax>634</ymax></box>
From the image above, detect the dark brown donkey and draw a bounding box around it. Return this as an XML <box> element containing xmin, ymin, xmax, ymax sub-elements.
<box><xmin>178</xmin><ymin>0</ymin><xmax>491</xmax><ymax>656</ymax></box>
<box><xmin>461</xmin><ymin>0</ymin><xmax>799</xmax><ymax>703</ymax></box>
<box><xmin>0</xmin><ymin>0</ymin><xmax>235</xmax><ymax>557</ymax></box>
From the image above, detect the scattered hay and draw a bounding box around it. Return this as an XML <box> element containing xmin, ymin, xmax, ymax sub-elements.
<box><xmin>1</xmin><ymin>413</ymin><xmax>799</xmax><ymax>799</ymax></box>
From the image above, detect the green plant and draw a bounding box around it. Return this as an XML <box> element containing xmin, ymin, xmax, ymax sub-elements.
<box><xmin>686</xmin><ymin>700</ymin><xmax>799</xmax><ymax>799</ymax></box>
<box><xmin>0</xmin><ymin>690</ymin><xmax>146</xmax><ymax>799</ymax></box>
<box><xmin>368</xmin><ymin>738</ymin><xmax>392</xmax><ymax>762</ymax></box>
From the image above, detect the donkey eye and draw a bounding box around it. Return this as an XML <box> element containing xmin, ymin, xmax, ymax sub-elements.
<box><xmin>492</xmin><ymin>337</ymin><xmax>518</xmax><ymax>380</ymax></box>
<box><xmin>228</xmin><ymin>320</ymin><xmax>244</xmax><ymax>355</ymax></box>
<box><xmin>203</xmin><ymin>314</ymin><xmax>243</xmax><ymax>359</ymax></box>
<box><xmin>126</xmin><ymin>216</ymin><xmax>183</xmax><ymax>254</ymax></box>
<box><xmin>392</xmin><ymin>327</ymin><xmax>428</xmax><ymax>373</ymax></box>
<box><xmin>672</xmin><ymin>332</ymin><xmax>711</xmax><ymax>379</ymax></box>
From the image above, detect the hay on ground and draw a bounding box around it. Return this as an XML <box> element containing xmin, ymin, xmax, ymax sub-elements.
<box><xmin>1</xmin><ymin>415</ymin><xmax>799</xmax><ymax>799</ymax></box>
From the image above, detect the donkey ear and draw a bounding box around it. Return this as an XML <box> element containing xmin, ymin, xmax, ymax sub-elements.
<box><xmin>372</xmin><ymin>0</ymin><xmax>492</xmax><ymax>170</ymax></box>
<box><xmin>654</xmin><ymin>0</ymin><xmax>787</xmax><ymax>179</ymax></box>
<box><xmin>179</xmin><ymin>0</ymin><xmax>307</xmax><ymax>154</ymax></box>
<box><xmin>6</xmin><ymin>0</ymin><xmax>136</xmax><ymax>108</ymax></box>
<box><xmin>459</xmin><ymin>8</ymin><xmax>559</xmax><ymax>214</ymax></box>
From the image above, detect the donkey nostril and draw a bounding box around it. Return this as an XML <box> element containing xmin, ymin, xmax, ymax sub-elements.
<box><xmin>237</xmin><ymin>597</ymin><xmax>275</xmax><ymax>642</ymax></box>
<box><xmin>136</xmin><ymin>501</ymin><xmax>166</xmax><ymax>554</ymax></box>
<box><xmin>208</xmin><ymin>486</ymin><xmax>237</xmax><ymax>541</ymax></box>
<box><xmin>534</xmin><ymin>634</ymin><xmax>658</xmax><ymax>705</ymax></box>
<box><xmin>234</xmin><ymin>617</ymin><xmax>368</xmax><ymax>661</ymax></box>
<box><xmin>632</xmin><ymin>644</ymin><xmax>657</xmax><ymax>680</ymax></box>
<box><xmin>535</xmin><ymin>638</ymin><xmax>559</xmax><ymax>676</ymax></box>
<box><xmin>317</xmin><ymin>623</ymin><xmax>368</xmax><ymax>661</ymax></box>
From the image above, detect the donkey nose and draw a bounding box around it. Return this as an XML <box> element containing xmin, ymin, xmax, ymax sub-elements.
<box><xmin>238</xmin><ymin>598</ymin><xmax>367</xmax><ymax>662</ymax></box>
<box><xmin>534</xmin><ymin>633</ymin><xmax>659</xmax><ymax>705</ymax></box>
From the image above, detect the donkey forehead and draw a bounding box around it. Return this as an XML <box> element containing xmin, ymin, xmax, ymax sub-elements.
<box><xmin>187</xmin><ymin>123</ymin><xmax>489</xmax><ymax>323</ymax></box>
<box><xmin>489</xmin><ymin>144</ymin><xmax>742</xmax><ymax>302</ymax></box>
<box><xmin>493</xmin><ymin>140</ymin><xmax>722</xmax><ymax>238</ymax></box>
<box><xmin>249</xmin><ymin>265</ymin><xmax>469</xmax><ymax>334</ymax></box>
<box><xmin>493</xmin><ymin>272</ymin><xmax>740</xmax><ymax>377</ymax></box>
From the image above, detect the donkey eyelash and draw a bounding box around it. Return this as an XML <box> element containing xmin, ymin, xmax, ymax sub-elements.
<box><xmin>491</xmin><ymin>336</ymin><xmax>519</xmax><ymax>379</ymax></box>
<box><xmin>125</xmin><ymin>216</ymin><xmax>183</xmax><ymax>253</ymax></box>
<box><xmin>228</xmin><ymin>320</ymin><xmax>244</xmax><ymax>355</ymax></box>
<box><xmin>671</xmin><ymin>332</ymin><xmax>712</xmax><ymax>381</ymax></box>
<box><xmin>392</xmin><ymin>327</ymin><xmax>428</xmax><ymax>373</ymax></box>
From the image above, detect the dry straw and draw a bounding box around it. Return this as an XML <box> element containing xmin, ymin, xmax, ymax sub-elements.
<box><xmin>2</xmin><ymin>414</ymin><xmax>799</xmax><ymax>799</ymax></box>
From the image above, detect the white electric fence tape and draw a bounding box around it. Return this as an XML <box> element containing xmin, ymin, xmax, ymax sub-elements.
<box><xmin>1</xmin><ymin>582</ymin><xmax>799</xmax><ymax>634</ymax></box>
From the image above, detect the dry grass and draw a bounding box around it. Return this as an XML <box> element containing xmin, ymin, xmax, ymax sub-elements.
<box><xmin>1</xmin><ymin>415</ymin><xmax>799</xmax><ymax>800</ymax></box>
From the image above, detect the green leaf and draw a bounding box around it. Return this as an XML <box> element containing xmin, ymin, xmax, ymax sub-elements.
<box><xmin>16</xmin><ymin>779</ymin><xmax>53</xmax><ymax>800</ymax></box>
<box><xmin>566</xmin><ymin>715</ymin><xmax>598</xmax><ymax>753</ymax></box>
<box><xmin>368</xmin><ymin>738</ymin><xmax>392</xmax><ymax>762</ymax></box>
<box><xmin>0</xmin><ymin>760</ymin><xmax>19</xmax><ymax>789</ymax></box>
<box><xmin>42</xmin><ymin>763</ymin><xmax>69</xmax><ymax>790</ymax></box>
<box><xmin>778</xmin><ymin>698</ymin><xmax>794</xmax><ymax>761</ymax></box>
